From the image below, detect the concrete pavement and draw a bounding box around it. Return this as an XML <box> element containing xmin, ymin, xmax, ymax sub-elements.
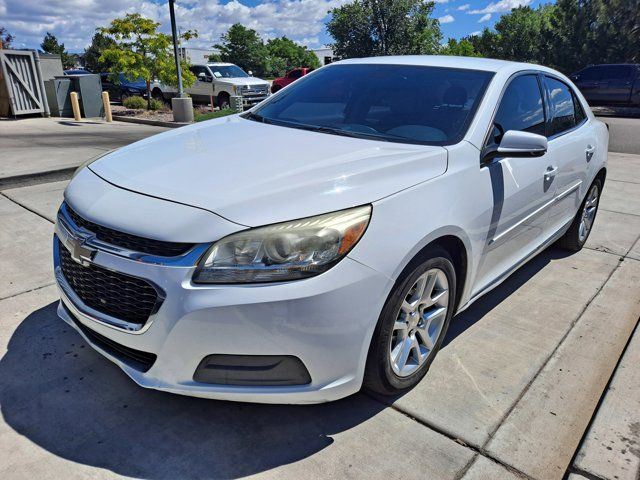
<box><xmin>0</xmin><ymin>118</ymin><xmax>167</xmax><ymax>188</ymax></box>
<box><xmin>0</xmin><ymin>144</ymin><xmax>639</xmax><ymax>477</ymax></box>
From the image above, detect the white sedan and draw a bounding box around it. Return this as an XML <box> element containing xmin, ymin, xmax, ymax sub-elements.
<box><xmin>54</xmin><ymin>56</ymin><xmax>608</xmax><ymax>403</ymax></box>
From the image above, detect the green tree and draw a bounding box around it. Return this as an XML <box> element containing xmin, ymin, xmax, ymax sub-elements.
<box><xmin>214</xmin><ymin>24</ymin><xmax>268</xmax><ymax>76</ymax></box>
<box><xmin>0</xmin><ymin>27</ymin><xmax>14</xmax><ymax>49</ymax></box>
<box><xmin>99</xmin><ymin>13</ymin><xmax>197</xmax><ymax>109</ymax></box>
<box><xmin>40</xmin><ymin>32</ymin><xmax>74</xmax><ymax>69</ymax></box>
<box><xmin>327</xmin><ymin>0</ymin><xmax>442</xmax><ymax>59</ymax></box>
<box><xmin>83</xmin><ymin>32</ymin><xmax>116</xmax><ymax>72</ymax></box>
<box><xmin>440</xmin><ymin>38</ymin><xmax>482</xmax><ymax>57</ymax></box>
<box><xmin>265</xmin><ymin>37</ymin><xmax>320</xmax><ymax>77</ymax></box>
<box><xmin>550</xmin><ymin>0</ymin><xmax>640</xmax><ymax>73</ymax></box>
<box><xmin>468</xmin><ymin>6</ymin><xmax>555</xmax><ymax>64</ymax></box>
<box><xmin>467</xmin><ymin>0</ymin><xmax>639</xmax><ymax>74</ymax></box>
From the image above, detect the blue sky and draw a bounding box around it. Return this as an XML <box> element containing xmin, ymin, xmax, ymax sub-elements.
<box><xmin>2</xmin><ymin>0</ymin><xmax>554</xmax><ymax>52</ymax></box>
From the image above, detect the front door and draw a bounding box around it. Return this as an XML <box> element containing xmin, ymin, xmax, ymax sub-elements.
<box><xmin>474</xmin><ymin>74</ymin><xmax>557</xmax><ymax>293</ymax></box>
<box><xmin>188</xmin><ymin>66</ymin><xmax>213</xmax><ymax>102</ymax></box>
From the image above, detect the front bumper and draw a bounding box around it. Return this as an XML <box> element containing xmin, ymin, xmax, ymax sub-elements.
<box><xmin>54</xmin><ymin>232</ymin><xmax>391</xmax><ymax>404</ymax></box>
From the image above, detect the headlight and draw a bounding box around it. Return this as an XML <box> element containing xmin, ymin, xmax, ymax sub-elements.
<box><xmin>71</xmin><ymin>149</ymin><xmax>115</xmax><ymax>180</ymax></box>
<box><xmin>193</xmin><ymin>205</ymin><xmax>371</xmax><ymax>284</ymax></box>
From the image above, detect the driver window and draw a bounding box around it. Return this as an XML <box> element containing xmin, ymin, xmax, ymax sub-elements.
<box><xmin>488</xmin><ymin>74</ymin><xmax>545</xmax><ymax>146</ymax></box>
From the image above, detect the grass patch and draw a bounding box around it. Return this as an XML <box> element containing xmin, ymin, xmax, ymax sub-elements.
<box><xmin>195</xmin><ymin>109</ymin><xmax>236</xmax><ymax>122</ymax></box>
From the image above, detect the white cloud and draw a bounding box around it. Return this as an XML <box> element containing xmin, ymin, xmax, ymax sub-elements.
<box><xmin>438</xmin><ymin>14</ymin><xmax>455</xmax><ymax>24</ymax></box>
<box><xmin>478</xmin><ymin>13</ymin><xmax>492</xmax><ymax>22</ymax></box>
<box><xmin>1</xmin><ymin>0</ymin><xmax>350</xmax><ymax>51</ymax></box>
<box><xmin>457</xmin><ymin>3</ymin><xmax>471</xmax><ymax>10</ymax></box>
<box><xmin>469</xmin><ymin>30</ymin><xmax>482</xmax><ymax>36</ymax></box>
<box><xmin>433</xmin><ymin>0</ymin><xmax>450</xmax><ymax>3</ymax></box>
<box><xmin>469</xmin><ymin>0</ymin><xmax>532</xmax><ymax>15</ymax></box>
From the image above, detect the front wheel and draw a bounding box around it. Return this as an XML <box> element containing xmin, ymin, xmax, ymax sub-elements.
<box><xmin>557</xmin><ymin>178</ymin><xmax>602</xmax><ymax>252</ymax></box>
<box><xmin>364</xmin><ymin>247</ymin><xmax>456</xmax><ymax>396</ymax></box>
<box><xmin>217</xmin><ymin>93</ymin><xmax>230</xmax><ymax>110</ymax></box>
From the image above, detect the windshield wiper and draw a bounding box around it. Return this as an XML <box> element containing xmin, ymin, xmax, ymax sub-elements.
<box><xmin>243</xmin><ymin>112</ymin><xmax>271</xmax><ymax>124</ymax></box>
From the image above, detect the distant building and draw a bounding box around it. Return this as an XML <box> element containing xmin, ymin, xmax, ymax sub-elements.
<box><xmin>178</xmin><ymin>47</ymin><xmax>219</xmax><ymax>64</ymax></box>
<box><xmin>312</xmin><ymin>48</ymin><xmax>334</xmax><ymax>66</ymax></box>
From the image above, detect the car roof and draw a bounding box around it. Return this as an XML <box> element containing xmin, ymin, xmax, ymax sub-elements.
<box><xmin>332</xmin><ymin>55</ymin><xmax>558</xmax><ymax>75</ymax></box>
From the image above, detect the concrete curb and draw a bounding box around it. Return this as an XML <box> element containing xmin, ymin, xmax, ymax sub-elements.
<box><xmin>0</xmin><ymin>167</ymin><xmax>77</xmax><ymax>191</ymax></box>
<box><xmin>111</xmin><ymin>115</ymin><xmax>189</xmax><ymax>129</ymax></box>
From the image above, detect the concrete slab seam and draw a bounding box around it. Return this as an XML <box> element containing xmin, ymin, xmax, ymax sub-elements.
<box><xmin>564</xmin><ymin>314</ymin><xmax>640</xmax><ymax>480</ymax></box>
<box><xmin>0</xmin><ymin>192</ymin><xmax>55</xmax><ymax>225</ymax></box>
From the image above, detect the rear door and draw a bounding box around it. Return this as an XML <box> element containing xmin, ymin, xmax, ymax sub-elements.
<box><xmin>543</xmin><ymin>75</ymin><xmax>595</xmax><ymax>233</ymax></box>
<box><xmin>474</xmin><ymin>73</ymin><xmax>556</xmax><ymax>290</ymax></box>
<box><xmin>598</xmin><ymin>65</ymin><xmax>635</xmax><ymax>104</ymax></box>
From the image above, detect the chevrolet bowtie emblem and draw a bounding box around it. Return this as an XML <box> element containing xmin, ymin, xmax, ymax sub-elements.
<box><xmin>68</xmin><ymin>236</ymin><xmax>97</xmax><ymax>266</ymax></box>
<box><xmin>57</xmin><ymin>218</ymin><xmax>97</xmax><ymax>267</ymax></box>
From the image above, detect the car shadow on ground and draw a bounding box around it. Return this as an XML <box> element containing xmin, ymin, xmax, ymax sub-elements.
<box><xmin>0</xmin><ymin>247</ymin><xmax>572</xmax><ymax>479</ymax></box>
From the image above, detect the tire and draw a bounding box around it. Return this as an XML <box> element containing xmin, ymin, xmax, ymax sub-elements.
<box><xmin>120</xmin><ymin>92</ymin><xmax>130</xmax><ymax>104</ymax></box>
<box><xmin>271</xmin><ymin>85</ymin><xmax>281</xmax><ymax>94</ymax></box>
<box><xmin>364</xmin><ymin>246</ymin><xmax>457</xmax><ymax>396</ymax></box>
<box><xmin>217</xmin><ymin>93</ymin><xmax>230</xmax><ymax>110</ymax></box>
<box><xmin>557</xmin><ymin>178</ymin><xmax>602</xmax><ymax>252</ymax></box>
<box><xmin>151</xmin><ymin>89</ymin><xmax>165</xmax><ymax>103</ymax></box>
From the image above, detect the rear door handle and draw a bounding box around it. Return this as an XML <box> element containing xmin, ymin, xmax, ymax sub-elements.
<box><xmin>585</xmin><ymin>145</ymin><xmax>596</xmax><ymax>162</ymax></box>
<box><xmin>544</xmin><ymin>165</ymin><xmax>558</xmax><ymax>181</ymax></box>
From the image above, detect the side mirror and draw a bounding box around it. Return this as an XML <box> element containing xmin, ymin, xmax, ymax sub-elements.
<box><xmin>247</xmin><ymin>70</ymin><xmax>253</xmax><ymax>76</ymax></box>
<box><xmin>483</xmin><ymin>130</ymin><xmax>547</xmax><ymax>163</ymax></box>
<box><xmin>198</xmin><ymin>72</ymin><xmax>207</xmax><ymax>82</ymax></box>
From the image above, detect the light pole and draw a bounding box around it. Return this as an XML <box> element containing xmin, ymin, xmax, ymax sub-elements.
<box><xmin>169</xmin><ymin>0</ymin><xmax>183</xmax><ymax>98</ymax></box>
<box><xmin>168</xmin><ymin>0</ymin><xmax>193</xmax><ymax>122</ymax></box>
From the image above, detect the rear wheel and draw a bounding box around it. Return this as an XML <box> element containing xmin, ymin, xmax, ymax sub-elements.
<box><xmin>558</xmin><ymin>178</ymin><xmax>601</xmax><ymax>251</ymax></box>
<box><xmin>364</xmin><ymin>247</ymin><xmax>456</xmax><ymax>395</ymax></box>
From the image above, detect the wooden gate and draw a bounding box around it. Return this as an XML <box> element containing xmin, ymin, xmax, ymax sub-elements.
<box><xmin>0</xmin><ymin>50</ymin><xmax>46</xmax><ymax>116</ymax></box>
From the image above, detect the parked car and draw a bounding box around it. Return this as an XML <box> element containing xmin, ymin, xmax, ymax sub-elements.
<box><xmin>54</xmin><ymin>56</ymin><xmax>607</xmax><ymax>404</ymax></box>
<box><xmin>100</xmin><ymin>73</ymin><xmax>148</xmax><ymax>103</ymax></box>
<box><xmin>151</xmin><ymin>62</ymin><xmax>270</xmax><ymax>109</ymax></box>
<box><xmin>570</xmin><ymin>64</ymin><xmax>640</xmax><ymax>106</ymax></box>
<box><xmin>271</xmin><ymin>67</ymin><xmax>314</xmax><ymax>93</ymax></box>
<box><xmin>63</xmin><ymin>69</ymin><xmax>91</xmax><ymax>75</ymax></box>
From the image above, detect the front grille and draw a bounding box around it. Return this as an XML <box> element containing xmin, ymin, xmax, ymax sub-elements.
<box><xmin>242</xmin><ymin>85</ymin><xmax>268</xmax><ymax>96</ymax></box>
<box><xmin>66</xmin><ymin>204</ymin><xmax>194</xmax><ymax>257</ymax></box>
<box><xmin>63</xmin><ymin>303</ymin><xmax>157</xmax><ymax>372</ymax></box>
<box><xmin>58</xmin><ymin>240</ymin><xmax>160</xmax><ymax>325</ymax></box>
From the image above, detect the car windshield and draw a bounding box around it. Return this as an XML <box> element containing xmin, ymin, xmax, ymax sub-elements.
<box><xmin>209</xmin><ymin>65</ymin><xmax>249</xmax><ymax>78</ymax></box>
<box><xmin>248</xmin><ymin>64</ymin><xmax>494</xmax><ymax>145</ymax></box>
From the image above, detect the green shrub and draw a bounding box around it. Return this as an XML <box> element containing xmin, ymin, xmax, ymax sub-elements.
<box><xmin>123</xmin><ymin>95</ymin><xmax>146</xmax><ymax>109</ymax></box>
<box><xmin>149</xmin><ymin>98</ymin><xmax>164</xmax><ymax>111</ymax></box>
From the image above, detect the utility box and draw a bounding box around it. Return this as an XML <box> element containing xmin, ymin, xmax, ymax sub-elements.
<box><xmin>44</xmin><ymin>77</ymin><xmax>73</xmax><ymax>117</ymax></box>
<box><xmin>63</xmin><ymin>74</ymin><xmax>104</xmax><ymax>118</ymax></box>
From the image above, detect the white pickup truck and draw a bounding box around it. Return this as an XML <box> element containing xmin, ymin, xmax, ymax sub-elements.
<box><xmin>151</xmin><ymin>62</ymin><xmax>270</xmax><ymax>109</ymax></box>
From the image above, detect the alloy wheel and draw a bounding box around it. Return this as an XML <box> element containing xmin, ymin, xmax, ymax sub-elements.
<box><xmin>389</xmin><ymin>268</ymin><xmax>449</xmax><ymax>377</ymax></box>
<box><xmin>578</xmin><ymin>184</ymin><xmax>599</xmax><ymax>243</ymax></box>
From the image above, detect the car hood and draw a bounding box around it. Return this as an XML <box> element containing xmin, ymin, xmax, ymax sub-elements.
<box><xmin>89</xmin><ymin>116</ymin><xmax>448</xmax><ymax>227</ymax></box>
<box><xmin>216</xmin><ymin>77</ymin><xmax>268</xmax><ymax>87</ymax></box>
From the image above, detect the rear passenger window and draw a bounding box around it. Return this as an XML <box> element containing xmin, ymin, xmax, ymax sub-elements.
<box><xmin>546</xmin><ymin>77</ymin><xmax>577</xmax><ymax>136</ymax></box>
<box><xmin>488</xmin><ymin>74</ymin><xmax>545</xmax><ymax>146</ymax></box>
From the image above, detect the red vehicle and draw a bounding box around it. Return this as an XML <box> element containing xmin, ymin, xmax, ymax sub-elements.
<box><xmin>271</xmin><ymin>67</ymin><xmax>313</xmax><ymax>93</ymax></box>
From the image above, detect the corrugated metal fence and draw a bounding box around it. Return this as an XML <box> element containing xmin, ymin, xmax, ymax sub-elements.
<box><xmin>0</xmin><ymin>50</ymin><xmax>47</xmax><ymax>116</ymax></box>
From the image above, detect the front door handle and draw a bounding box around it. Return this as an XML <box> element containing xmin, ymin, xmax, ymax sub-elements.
<box><xmin>544</xmin><ymin>166</ymin><xmax>558</xmax><ymax>181</ymax></box>
<box><xmin>585</xmin><ymin>145</ymin><xmax>596</xmax><ymax>162</ymax></box>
